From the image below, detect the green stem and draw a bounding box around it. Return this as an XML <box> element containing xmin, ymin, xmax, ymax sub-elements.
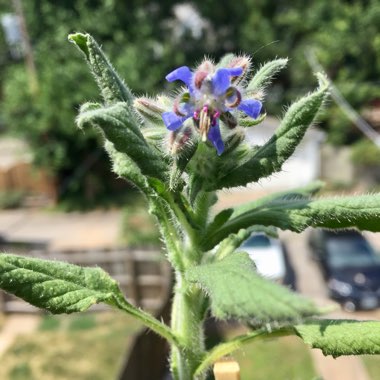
<box><xmin>150</xmin><ymin>198</ymin><xmax>185</xmax><ymax>271</ymax></box>
<box><xmin>114</xmin><ymin>295</ymin><xmax>181</xmax><ymax>348</ymax></box>
<box><xmin>167</xmin><ymin>194</ymin><xmax>199</xmax><ymax>245</ymax></box>
<box><xmin>170</xmin><ymin>274</ymin><xmax>207</xmax><ymax>380</ymax></box>
<box><xmin>194</xmin><ymin>327</ymin><xmax>295</xmax><ymax>377</ymax></box>
<box><xmin>193</xmin><ymin>191</ymin><xmax>217</xmax><ymax>229</ymax></box>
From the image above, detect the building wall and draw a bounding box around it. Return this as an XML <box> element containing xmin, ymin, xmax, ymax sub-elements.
<box><xmin>0</xmin><ymin>137</ymin><xmax>57</xmax><ymax>203</ymax></box>
<box><xmin>245</xmin><ymin>117</ymin><xmax>325</xmax><ymax>191</ymax></box>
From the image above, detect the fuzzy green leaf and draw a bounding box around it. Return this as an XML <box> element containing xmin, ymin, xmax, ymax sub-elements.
<box><xmin>239</xmin><ymin>112</ymin><xmax>267</xmax><ymax>127</ymax></box>
<box><xmin>0</xmin><ymin>254</ymin><xmax>124</xmax><ymax>314</ymax></box>
<box><xmin>77</xmin><ymin>102</ymin><xmax>168</xmax><ymax>180</ymax></box>
<box><xmin>208</xmin><ymin>73</ymin><xmax>329</xmax><ymax>190</ymax></box>
<box><xmin>294</xmin><ymin>320</ymin><xmax>380</xmax><ymax>357</ymax></box>
<box><xmin>230</xmin><ymin>180</ymin><xmax>325</xmax><ymax>219</ymax></box>
<box><xmin>104</xmin><ymin>141</ymin><xmax>150</xmax><ymax>191</ymax></box>
<box><xmin>206</xmin><ymin>209</ymin><xmax>234</xmax><ymax>237</ymax></box>
<box><xmin>205</xmin><ymin>193</ymin><xmax>380</xmax><ymax>249</ymax></box>
<box><xmin>214</xmin><ymin>226</ymin><xmax>277</xmax><ymax>261</ymax></box>
<box><xmin>246</xmin><ymin>58</ymin><xmax>288</xmax><ymax>94</ymax></box>
<box><xmin>69</xmin><ymin>33</ymin><xmax>133</xmax><ymax>105</ymax></box>
<box><xmin>0</xmin><ymin>254</ymin><xmax>180</xmax><ymax>345</ymax></box>
<box><xmin>203</xmin><ymin>182</ymin><xmax>324</xmax><ymax>250</ymax></box>
<box><xmin>187</xmin><ymin>252</ymin><xmax>319</xmax><ymax>324</ymax></box>
<box><xmin>68</xmin><ymin>33</ymin><xmax>89</xmax><ymax>59</ymax></box>
<box><xmin>78</xmin><ymin>103</ymin><xmax>154</xmax><ymax>191</ymax></box>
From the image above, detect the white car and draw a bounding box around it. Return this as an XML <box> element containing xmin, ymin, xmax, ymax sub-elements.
<box><xmin>241</xmin><ymin>233</ymin><xmax>286</xmax><ymax>282</ymax></box>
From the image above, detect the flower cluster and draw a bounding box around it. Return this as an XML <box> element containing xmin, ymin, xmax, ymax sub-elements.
<box><xmin>162</xmin><ymin>59</ymin><xmax>263</xmax><ymax>155</ymax></box>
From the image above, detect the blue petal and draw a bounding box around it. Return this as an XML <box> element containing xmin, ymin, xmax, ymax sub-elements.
<box><xmin>162</xmin><ymin>112</ymin><xmax>189</xmax><ymax>131</ymax></box>
<box><xmin>212</xmin><ymin>69</ymin><xmax>231</xmax><ymax>96</ymax></box>
<box><xmin>181</xmin><ymin>101</ymin><xmax>195</xmax><ymax>115</ymax></box>
<box><xmin>212</xmin><ymin>67</ymin><xmax>244</xmax><ymax>96</ymax></box>
<box><xmin>165</xmin><ymin>66</ymin><xmax>193</xmax><ymax>88</ymax></box>
<box><xmin>225</xmin><ymin>67</ymin><xmax>244</xmax><ymax>77</ymax></box>
<box><xmin>237</xmin><ymin>99</ymin><xmax>262</xmax><ymax>119</ymax></box>
<box><xmin>208</xmin><ymin>123</ymin><xmax>225</xmax><ymax>156</ymax></box>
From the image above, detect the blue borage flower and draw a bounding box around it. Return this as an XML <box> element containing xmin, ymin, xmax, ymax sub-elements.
<box><xmin>162</xmin><ymin>59</ymin><xmax>262</xmax><ymax>155</ymax></box>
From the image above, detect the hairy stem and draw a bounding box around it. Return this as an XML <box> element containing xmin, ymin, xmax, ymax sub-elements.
<box><xmin>114</xmin><ymin>295</ymin><xmax>180</xmax><ymax>347</ymax></box>
<box><xmin>170</xmin><ymin>273</ymin><xmax>207</xmax><ymax>380</ymax></box>
<box><xmin>194</xmin><ymin>327</ymin><xmax>295</xmax><ymax>377</ymax></box>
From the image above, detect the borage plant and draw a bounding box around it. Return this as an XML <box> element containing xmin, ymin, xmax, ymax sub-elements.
<box><xmin>1</xmin><ymin>33</ymin><xmax>380</xmax><ymax>380</ymax></box>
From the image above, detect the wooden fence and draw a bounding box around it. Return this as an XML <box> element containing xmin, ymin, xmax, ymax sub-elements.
<box><xmin>0</xmin><ymin>162</ymin><xmax>57</xmax><ymax>204</ymax></box>
<box><xmin>0</xmin><ymin>248</ymin><xmax>171</xmax><ymax>314</ymax></box>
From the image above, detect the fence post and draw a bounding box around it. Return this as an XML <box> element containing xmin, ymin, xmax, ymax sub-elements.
<box><xmin>0</xmin><ymin>291</ymin><xmax>4</xmax><ymax>314</ymax></box>
<box><xmin>213</xmin><ymin>360</ymin><xmax>240</xmax><ymax>380</ymax></box>
<box><xmin>127</xmin><ymin>249</ymin><xmax>142</xmax><ymax>307</ymax></box>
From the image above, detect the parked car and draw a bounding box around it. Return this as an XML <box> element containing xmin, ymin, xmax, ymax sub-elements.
<box><xmin>240</xmin><ymin>233</ymin><xmax>287</xmax><ymax>282</ymax></box>
<box><xmin>309</xmin><ymin>229</ymin><xmax>380</xmax><ymax>311</ymax></box>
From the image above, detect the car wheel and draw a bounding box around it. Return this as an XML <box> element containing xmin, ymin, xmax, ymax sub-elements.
<box><xmin>342</xmin><ymin>301</ymin><xmax>356</xmax><ymax>312</ymax></box>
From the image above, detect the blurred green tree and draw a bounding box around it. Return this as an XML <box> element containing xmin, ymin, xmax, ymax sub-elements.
<box><xmin>201</xmin><ymin>0</ymin><xmax>380</xmax><ymax>145</ymax></box>
<box><xmin>0</xmin><ymin>0</ymin><xmax>379</xmax><ymax>206</ymax></box>
<box><xmin>0</xmin><ymin>0</ymin><xmax>189</xmax><ymax>206</ymax></box>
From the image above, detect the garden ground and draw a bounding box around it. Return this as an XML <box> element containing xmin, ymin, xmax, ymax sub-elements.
<box><xmin>0</xmin><ymin>313</ymin><xmax>317</xmax><ymax>380</ymax></box>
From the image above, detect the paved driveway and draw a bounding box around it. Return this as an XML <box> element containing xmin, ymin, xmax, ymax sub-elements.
<box><xmin>281</xmin><ymin>230</ymin><xmax>376</xmax><ymax>380</ymax></box>
<box><xmin>0</xmin><ymin>209</ymin><xmax>122</xmax><ymax>250</ymax></box>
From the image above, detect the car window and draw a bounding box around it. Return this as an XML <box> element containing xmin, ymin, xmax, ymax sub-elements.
<box><xmin>326</xmin><ymin>237</ymin><xmax>379</xmax><ymax>269</ymax></box>
<box><xmin>241</xmin><ymin>235</ymin><xmax>271</xmax><ymax>248</ymax></box>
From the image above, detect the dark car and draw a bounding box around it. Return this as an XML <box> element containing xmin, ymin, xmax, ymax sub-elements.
<box><xmin>309</xmin><ymin>229</ymin><xmax>380</xmax><ymax>311</ymax></box>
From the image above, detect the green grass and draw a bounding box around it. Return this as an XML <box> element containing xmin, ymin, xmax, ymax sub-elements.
<box><xmin>38</xmin><ymin>315</ymin><xmax>61</xmax><ymax>331</ymax></box>
<box><xmin>234</xmin><ymin>335</ymin><xmax>318</xmax><ymax>380</ymax></box>
<box><xmin>362</xmin><ymin>355</ymin><xmax>380</xmax><ymax>380</ymax></box>
<box><xmin>0</xmin><ymin>191</ymin><xmax>25</xmax><ymax>209</ymax></box>
<box><xmin>1</xmin><ymin>314</ymin><xmax>320</xmax><ymax>380</ymax></box>
<box><xmin>0</xmin><ymin>312</ymin><xmax>141</xmax><ymax>380</ymax></box>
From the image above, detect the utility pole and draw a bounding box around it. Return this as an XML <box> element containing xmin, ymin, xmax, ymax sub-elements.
<box><xmin>11</xmin><ymin>0</ymin><xmax>38</xmax><ymax>95</ymax></box>
<box><xmin>305</xmin><ymin>48</ymin><xmax>380</xmax><ymax>147</ymax></box>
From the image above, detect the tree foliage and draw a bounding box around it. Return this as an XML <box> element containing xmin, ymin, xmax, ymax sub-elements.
<box><xmin>0</xmin><ymin>0</ymin><xmax>379</xmax><ymax>204</ymax></box>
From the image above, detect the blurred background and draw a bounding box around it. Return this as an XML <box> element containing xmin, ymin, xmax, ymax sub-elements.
<box><xmin>0</xmin><ymin>0</ymin><xmax>379</xmax><ymax>207</ymax></box>
<box><xmin>0</xmin><ymin>1</ymin><xmax>379</xmax><ymax>379</ymax></box>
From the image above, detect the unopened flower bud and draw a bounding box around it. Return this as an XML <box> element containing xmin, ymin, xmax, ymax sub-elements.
<box><xmin>223</xmin><ymin>127</ymin><xmax>246</xmax><ymax>154</ymax></box>
<box><xmin>220</xmin><ymin>111</ymin><xmax>238</xmax><ymax>129</ymax></box>
<box><xmin>228</xmin><ymin>55</ymin><xmax>251</xmax><ymax>83</ymax></box>
<box><xmin>196</xmin><ymin>59</ymin><xmax>214</xmax><ymax>74</ymax></box>
<box><xmin>194</xmin><ymin>71</ymin><xmax>208</xmax><ymax>89</ymax></box>
<box><xmin>169</xmin><ymin>125</ymin><xmax>194</xmax><ymax>155</ymax></box>
<box><xmin>134</xmin><ymin>97</ymin><xmax>165</xmax><ymax>124</ymax></box>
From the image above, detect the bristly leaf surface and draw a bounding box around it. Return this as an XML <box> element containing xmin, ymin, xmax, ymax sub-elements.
<box><xmin>186</xmin><ymin>252</ymin><xmax>320</xmax><ymax>324</ymax></box>
<box><xmin>69</xmin><ymin>33</ymin><xmax>133</xmax><ymax>105</ymax></box>
<box><xmin>0</xmin><ymin>254</ymin><xmax>125</xmax><ymax>314</ymax></box>
<box><xmin>77</xmin><ymin>102</ymin><xmax>168</xmax><ymax>180</ymax></box>
<box><xmin>294</xmin><ymin>320</ymin><xmax>380</xmax><ymax>357</ymax></box>
<box><xmin>205</xmin><ymin>193</ymin><xmax>380</xmax><ymax>250</ymax></box>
